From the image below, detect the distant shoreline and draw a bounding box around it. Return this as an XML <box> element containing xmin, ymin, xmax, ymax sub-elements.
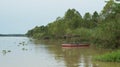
<box><xmin>0</xmin><ymin>34</ymin><xmax>26</xmax><ymax>37</ymax></box>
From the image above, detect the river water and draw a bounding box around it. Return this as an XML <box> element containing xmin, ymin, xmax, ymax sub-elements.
<box><xmin>0</xmin><ymin>37</ymin><xmax>120</xmax><ymax>67</ymax></box>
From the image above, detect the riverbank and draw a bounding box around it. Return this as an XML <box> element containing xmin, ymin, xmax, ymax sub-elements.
<box><xmin>26</xmin><ymin>1</ymin><xmax>120</xmax><ymax>49</ymax></box>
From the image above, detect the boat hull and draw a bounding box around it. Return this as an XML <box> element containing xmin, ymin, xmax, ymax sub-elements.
<box><xmin>62</xmin><ymin>44</ymin><xmax>89</xmax><ymax>47</ymax></box>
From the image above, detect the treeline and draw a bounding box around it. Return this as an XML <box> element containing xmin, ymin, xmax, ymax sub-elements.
<box><xmin>0</xmin><ymin>34</ymin><xmax>25</xmax><ymax>37</ymax></box>
<box><xmin>27</xmin><ymin>0</ymin><xmax>120</xmax><ymax>49</ymax></box>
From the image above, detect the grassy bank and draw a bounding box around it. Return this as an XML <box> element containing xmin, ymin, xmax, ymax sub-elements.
<box><xmin>94</xmin><ymin>50</ymin><xmax>120</xmax><ymax>62</ymax></box>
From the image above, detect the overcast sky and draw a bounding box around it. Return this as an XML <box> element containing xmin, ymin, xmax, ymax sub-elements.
<box><xmin>0</xmin><ymin>0</ymin><xmax>106</xmax><ymax>34</ymax></box>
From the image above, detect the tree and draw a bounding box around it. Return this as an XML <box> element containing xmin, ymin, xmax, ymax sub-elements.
<box><xmin>102</xmin><ymin>0</ymin><xmax>115</xmax><ymax>20</ymax></box>
<box><xmin>64</xmin><ymin>9</ymin><xmax>83</xmax><ymax>29</ymax></box>
<box><xmin>92</xmin><ymin>11</ymin><xmax>99</xmax><ymax>23</ymax></box>
<box><xmin>83</xmin><ymin>12</ymin><xmax>93</xmax><ymax>28</ymax></box>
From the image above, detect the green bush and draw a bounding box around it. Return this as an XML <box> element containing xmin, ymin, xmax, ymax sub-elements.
<box><xmin>73</xmin><ymin>28</ymin><xmax>92</xmax><ymax>41</ymax></box>
<box><xmin>95</xmin><ymin>50</ymin><xmax>120</xmax><ymax>62</ymax></box>
<box><xmin>91</xmin><ymin>20</ymin><xmax>120</xmax><ymax>48</ymax></box>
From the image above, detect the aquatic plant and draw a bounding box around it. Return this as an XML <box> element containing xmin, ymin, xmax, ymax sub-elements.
<box><xmin>1</xmin><ymin>50</ymin><xmax>11</xmax><ymax>55</ymax></box>
<box><xmin>2</xmin><ymin>50</ymin><xmax>7</xmax><ymax>54</ymax></box>
<box><xmin>19</xmin><ymin>41</ymin><xmax>28</xmax><ymax>46</ymax></box>
<box><xmin>22</xmin><ymin>48</ymin><xmax>28</xmax><ymax>51</ymax></box>
<box><xmin>8</xmin><ymin>50</ymin><xmax>11</xmax><ymax>52</ymax></box>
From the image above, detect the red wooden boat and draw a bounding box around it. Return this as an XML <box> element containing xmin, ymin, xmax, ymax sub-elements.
<box><xmin>62</xmin><ymin>43</ymin><xmax>89</xmax><ymax>47</ymax></box>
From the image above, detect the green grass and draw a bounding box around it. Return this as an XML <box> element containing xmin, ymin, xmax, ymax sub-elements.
<box><xmin>94</xmin><ymin>50</ymin><xmax>120</xmax><ymax>62</ymax></box>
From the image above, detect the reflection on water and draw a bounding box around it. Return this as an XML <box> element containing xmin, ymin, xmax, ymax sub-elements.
<box><xmin>0</xmin><ymin>37</ymin><xmax>120</xmax><ymax>67</ymax></box>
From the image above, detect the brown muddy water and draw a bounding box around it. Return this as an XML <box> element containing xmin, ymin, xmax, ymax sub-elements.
<box><xmin>0</xmin><ymin>37</ymin><xmax>120</xmax><ymax>67</ymax></box>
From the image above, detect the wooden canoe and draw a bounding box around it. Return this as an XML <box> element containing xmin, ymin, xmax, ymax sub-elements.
<box><xmin>62</xmin><ymin>43</ymin><xmax>89</xmax><ymax>47</ymax></box>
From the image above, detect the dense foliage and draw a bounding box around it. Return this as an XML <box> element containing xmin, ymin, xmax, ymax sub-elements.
<box><xmin>27</xmin><ymin>0</ymin><xmax>120</xmax><ymax>49</ymax></box>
